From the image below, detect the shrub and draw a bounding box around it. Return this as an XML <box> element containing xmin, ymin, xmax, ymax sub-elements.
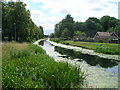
<box><xmin>99</xmin><ymin>39</ymin><xmax>103</xmax><ymax>43</ymax></box>
<box><xmin>95</xmin><ymin>45</ymin><xmax>119</xmax><ymax>54</ymax></box>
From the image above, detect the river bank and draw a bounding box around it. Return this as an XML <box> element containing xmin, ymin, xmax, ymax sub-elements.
<box><xmin>48</xmin><ymin>39</ymin><xmax>119</xmax><ymax>61</ymax></box>
<box><xmin>2</xmin><ymin>42</ymin><xmax>85</xmax><ymax>88</ymax></box>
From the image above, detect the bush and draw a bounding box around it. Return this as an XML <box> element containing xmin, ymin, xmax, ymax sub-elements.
<box><xmin>95</xmin><ymin>45</ymin><xmax>119</xmax><ymax>54</ymax></box>
<box><xmin>99</xmin><ymin>39</ymin><xmax>103</xmax><ymax>43</ymax></box>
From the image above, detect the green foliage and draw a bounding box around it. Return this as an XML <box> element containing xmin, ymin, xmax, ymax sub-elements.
<box><xmin>50</xmin><ymin>38</ymin><xmax>64</xmax><ymax>43</ymax></box>
<box><xmin>100</xmin><ymin>16</ymin><xmax>119</xmax><ymax>31</ymax></box>
<box><xmin>107</xmin><ymin>25</ymin><xmax>120</xmax><ymax>32</ymax></box>
<box><xmin>95</xmin><ymin>45</ymin><xmax>119</xmax><ymax>55</ymax></box>
<box><xmin>54</xmin><ymin>14</ymin><xmax>74</xmax><ymax>38</ymax></box>
<box><xmin>10</xmin><ymin>49</ymin><xmax>31</xmax><ymax>59</ymax></box>
<box><xmin>74</xmin><ymin>31</ymin><xmax>86</xmax><ymax>36</ymax></box>
<box><xmin>62</xmin><ymin>28</ymin><xmax>71</xmax><ymax>38</ymax></box>
<box><xmin>99</xmin><ymin>39</ymin><xmax>103</xmax><ymax>43</ymax></box>
<box><xmin>3</xmin><ymin>43</ymin><xmax>85</xmax><ymax>88</ymax></box>
<box><xmin>85</xmin><ymin>19</ymin><xmax>103</xmax><ymax>37</ymax></box>
<box><xmin>2</xmin><ymin>1</ymin><xmax>44</xmax><ymax>42</ymax></box>
<box><xmin>29</xmin><ymin>44</ymin><xmax>46</xmax><ymax>54</ymax></box>
<box><xmin>54</xmin><ymin>15</ymin><xmax>119</xmax><ymax>38</ymax></box>
<box><xmin>49</xmin><ymin>33</ymin><xmax>54</xmax><ymax>38</ymax></box>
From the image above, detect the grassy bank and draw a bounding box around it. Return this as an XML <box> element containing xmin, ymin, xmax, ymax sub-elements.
<box><xmin>2</xmin><ymin>42</ymin><xmax>85</xmax><ymax>88</ymax></box>
<box><xmin>50</xmin><ymin>38</ymin><xmax>120</xmax><ymax>55</ymax></box>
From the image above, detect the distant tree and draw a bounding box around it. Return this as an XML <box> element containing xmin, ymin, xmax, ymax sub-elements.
<box><xmin>107</xmin><ymin>25</ymin><xmax>120</xmax><ymax>32</ymax></box>
<box><xmin>54</xmin><ymin>14</ymin><xmax>74</xmax><ymax>38</ymax></box>
<box><xmin>54</xmin><ymin>23</ymin><xmax>62</xmax><ymax>37</ymax></box>
<box><xmin>73</xmin><ymin>22</ymin><xmax>86</xmax><ymax>32</ymax></box>
<box><xmin>62</xmin><ymin>28</ymin><xmax>71</xmax><ymax>38</ymax></box>
<box><xmin>87</xmin><ymin>17</ymin><xmax>100</xmax><ymax>23</ymax></box>
<box><xmin>100</xmin><ymin>16</ymin><xmax>118</xmax><ymax>31</ymax></box>
<box><xmin>61</xmin><ymin>14</ymin><xmax>74</xmax><ymax>37</ymax></box>
<box><xmin>85</xmin><ymin>19</ymin><xmax>103</xmax><ymax>37</ymax></box>
<box><xmin>74</xmin><ymin>31</ymin><xmax>86</xmax><ymax>37</ymax></box>
<box><xmin>39</xmin><ymin>26</ymin><xmax>44</xmax><ymax>38</ymax></box>
<box><xmin>49</xmin><ymin>33</ymin><xmax>54</xmax><ymax>38</ymax></box>
<box><xmin>54</xmin><ymin>15</ymin><xmax>119</xmax><ymax>39</ymax></box>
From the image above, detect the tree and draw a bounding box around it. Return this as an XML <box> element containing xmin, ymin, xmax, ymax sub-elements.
<box><xmin>2</xmin><ymin>1</ymin><xmax>44</xmax><ymax>42</ymax></box>
<box><xmin>62</xmin><ymin>28</ymin><xmax>71</xmax><ymax>38</ymax></box>
<box><xmin>54</xmin><ymin>14</ymin><xmax>74</xmax><ymax>38</ymax></box>
<box><xmin>87</xmin><ymin>17</ymin><xmax>100</xmax><ymax>23</ymax></box>
<box><xmin>49</xmin><ymin>33</ymin><xmax>54</xmax><ymax>38</ymax></box>
<box><xmin>74</xmin><ymin>31</ymin><xmax>86</xmax><ymax>37</ymax></box>
<box><xmin>85</xmin><ymin>19</ymin><xmax>103</xmax><ymax>37</ymax></box>
<box><xmin>73</xmin><ymin>22</ymin><xmax>86</xmax><ymax>32</ymax></box>
<box><xmin>54</xmin><ymin>15</ymin><xmax>119</xmax><ymax>39</ymax></box>
<box><xmin>54</xmin><ymin>22</ymin><xmax>62</xmax><ymax>37</ymax></box>
<box><xmin>61</xmin><ymin>14</ymin><xmax>74</xmax><ymax>37</ymax></box>
<box><xmin>107</xmin><ymin>25</ymin><xmax>120</xmax><ymax>32</ymax></box>
<box><xmin>100</xmin><ymin>16</ymin><xmax>118</xmax><ymax>31</ymax></box>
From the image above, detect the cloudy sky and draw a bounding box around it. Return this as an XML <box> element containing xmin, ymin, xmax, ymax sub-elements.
<box><xmin>7</xmin><ymin>0</ymin><xmax>119</xmax><ymax>35</ymax></box>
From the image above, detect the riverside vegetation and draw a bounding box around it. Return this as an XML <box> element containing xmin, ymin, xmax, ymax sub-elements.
<box><xmin>50</xmin><ymin>38</ymin><xmax>120</xmax><ymax>55</ymax></box>
<box><xmin>2</xmin><ymin>42</ymin><xmax>85</xmax><ymax>88</ymax></box>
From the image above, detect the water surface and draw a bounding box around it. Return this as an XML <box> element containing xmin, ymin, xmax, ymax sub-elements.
<box><xmin>39</xmin><ymin>40</ymin><xmax>120</xmax><ymax>88</ymax></box>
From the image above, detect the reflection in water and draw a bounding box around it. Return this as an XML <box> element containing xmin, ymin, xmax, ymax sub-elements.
<box><xmin>39</xmin><ymin>40</ymin><xmax>119</xmax><ymax>87</ymax></box>
<box><xmin>39</xmin><ymin>40</ymin><xmax>120</xmax><ymax>73</ymax></box>
<box><xmin>54</xmin><ymin>46</ymin><xmax>119</xmax><ymax>68</ymax></box>
<box><xmin>39</xmin><ymin>40</ymin><xmax>44</xmax><ymax>46</ymax></box>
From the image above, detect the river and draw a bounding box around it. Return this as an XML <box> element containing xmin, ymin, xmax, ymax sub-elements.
<box><xmin>38</xmin><ymin>40</ymin><xmax>120</xmax><ymax>88</ymax></box>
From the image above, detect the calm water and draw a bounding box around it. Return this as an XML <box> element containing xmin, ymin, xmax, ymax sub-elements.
<box><xmin>39</xmin><ymin>40</ymin><xmax>120</xmax><ymax>88</ymax></box>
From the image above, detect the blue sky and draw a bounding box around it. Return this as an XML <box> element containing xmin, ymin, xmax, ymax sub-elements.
<box><xmin>7</xmin><ymin>0</ymin><xmax>119</xmax><ymax>35</ymax></box>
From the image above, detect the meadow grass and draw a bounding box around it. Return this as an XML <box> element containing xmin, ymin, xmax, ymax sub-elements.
<box><xmin>2</xmin><ymin>42</ymin><xmax>85</xmax><ymax>88</ymax></box>
<box><xmin>50</xmin><ymin>38</ymin><xmax>119</xmax><ymax>55</ymax></box>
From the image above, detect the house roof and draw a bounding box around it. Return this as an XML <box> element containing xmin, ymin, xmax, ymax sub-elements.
<box><xmin>111</xmin><ymin>32</ymin><xmax>120</xmax><ymax>38</ymax></box>
<box><xmin>96</xmin><ymin>32</ymin><xmax>111</xmax><ymax>37</ymax></box>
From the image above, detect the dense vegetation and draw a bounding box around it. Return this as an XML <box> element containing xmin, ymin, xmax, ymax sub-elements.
<box><xmin>51</xmin><ymin>14</ymin><xmax>120</xmax><ymax>38</ymax></box>
<box><xmin>2</xmin><ymin>42</ymin><xmax>85</xmax><ymax>88</ymax></box>
<box><xmin>2</xmin><ymin>1</ymin><xmax>44</xmax><ymax>42</ymax></box>
<box><xmin>50</xmin><ymin>38</ymin><xmax>120</xmax><ymax>55</ymax></box>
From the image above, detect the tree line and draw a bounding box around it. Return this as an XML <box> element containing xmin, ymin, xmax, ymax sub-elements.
<box><xmin>2</xmin><ymin>1</ymin><xmax>44</xmax><ymax>42</ymax></box>
<box><xmin>51</xmin><ymin>14</ymin><xmax>120</xmax><ymax>38</ymax></box>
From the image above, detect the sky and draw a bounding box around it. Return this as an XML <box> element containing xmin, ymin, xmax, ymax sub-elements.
<box><xmin>7</xmin><ymin>0</ymin><xmax>119</xmax><ymax>35</ymax></box>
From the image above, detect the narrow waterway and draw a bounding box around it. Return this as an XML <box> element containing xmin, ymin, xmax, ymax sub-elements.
<box><xmin>38</xmin><ymin>40</ymin><xmax>120</xmax><ymax>88</ymax></box>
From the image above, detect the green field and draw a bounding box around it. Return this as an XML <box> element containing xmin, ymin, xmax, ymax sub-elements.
<box><xmin>50</xmin><ymin>38</ymin><xmax>120</xmax><ymax>55</ymax></box>
<box><xmin>2</xmin><ymin>42</ymin><xmax>85</xmax><ymax>88</ymax></box>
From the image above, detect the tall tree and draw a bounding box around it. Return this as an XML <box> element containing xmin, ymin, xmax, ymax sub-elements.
<box><xmin>2</xmin><ymin>1</ymin><xmax>44</xmax><ymax>42</ymax></box>
<box><xmin>62</xmin><ymin>28</ymin><xmax>71</xmax><ymax>38</ymax></box>
<box><xmin>54</xmin><ymin>14</ymin><xmax>74</xmax><ymax>38</ymax></box>
<box><xmin>100</xmin><ymin>16</ymin><xmax>118</xmax><ymax>31</ymax></box>
<box><xmin>85</xmin><ymin>19</ymin><xmax>103</xmax><ymax>37</ymax></box>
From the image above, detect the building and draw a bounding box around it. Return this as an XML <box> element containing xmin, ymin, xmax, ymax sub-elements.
<box><xmin>94</xmin><ymin>32</ymin><xmax>111</xmax><ymax>43</ymax></box>
<box><xmin>94</xmin><ymin>32</ymin><xmax>120</xmax><ymax>43</ymax></box>
<box><xmin>109</xmin><ymin>32</ymin><xmax>120</xmax><ymax>43</ymax></box>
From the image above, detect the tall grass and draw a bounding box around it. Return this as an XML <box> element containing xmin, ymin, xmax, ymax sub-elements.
<box><xmin>2</xmin><ymin>42</ymin><xmax>85</xmax><ymax>88</ymax></box>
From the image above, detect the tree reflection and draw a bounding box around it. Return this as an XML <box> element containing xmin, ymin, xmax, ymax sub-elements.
<box><xmin>55</xmin><ymin>46</ymin><xmax>119</xmax><ymax>68</ymax></box>
<box><xmin>39</xmin><ymin>40</ymin><xmax>44</xmax><ymax>46</ymax></box>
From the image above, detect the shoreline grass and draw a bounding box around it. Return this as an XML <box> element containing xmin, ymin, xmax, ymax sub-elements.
<box><xmin>2</xmin><ymin>42</ymin><xmax>85</xmax><ymax>88</ymax></box>
<box><xmin>50</xmin><ymin>38</ymin><xmax>120</xmax><ymax>55</ymax></box>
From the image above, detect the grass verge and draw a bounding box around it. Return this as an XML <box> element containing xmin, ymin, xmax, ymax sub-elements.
<box><xmin>50</xmin><ymin>38</ymin><xmax>120</xmax><ymax>55</ymax></box>
<box><xmin>2</xmin><ymin>42</ymin><xmax>85</xmax><ymax>88</ymax></box>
